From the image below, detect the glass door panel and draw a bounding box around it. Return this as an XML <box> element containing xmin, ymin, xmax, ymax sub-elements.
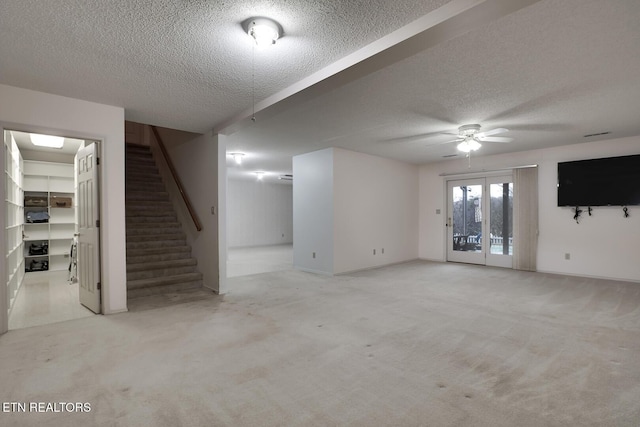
<box><xmin>447</xmin><ymin>179</ymin><xmax>485</xmax><ymax>264</ymax></box>
<box><xmin>486</xmin><ymin>178</ymin><xmax>513</xmax><ymax>268</ymax></box>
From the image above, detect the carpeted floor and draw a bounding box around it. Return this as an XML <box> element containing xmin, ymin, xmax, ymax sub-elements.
<box><xmin>1</xmin><ymin>260</ymin><xmax>639</xmax><ymax>426</ymax></box>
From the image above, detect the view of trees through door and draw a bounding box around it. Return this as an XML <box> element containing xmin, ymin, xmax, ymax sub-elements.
<box><xmin>447</xmin><ymin>176</ymin><xmax>513</xmax><ymax>268</ymax></box>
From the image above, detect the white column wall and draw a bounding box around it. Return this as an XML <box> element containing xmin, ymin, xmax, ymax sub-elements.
<box><xmin>167</xmin><ymin>133</ymin><xmax>223</xmax><ymax>293</ymax></box>
<box><xmin>419</xmin><ymin>136</ymin><xmax>640</xmax><ymax>282</ymax></box>
<box><xmin>333</xmin><ymin>148</ymin><xmax>419</xmax><ymax>274</ymax></box>
<box><xmin>0</xmin><ymin>84</ymin><xmax>126</xmax><ymax>315</ymax></box>
<box><xmin>227</xmin><ymin>179</ymin><xmax>293</xmax><ymax>247</ymax></box>
<box><xmin>293</xmin><ymin>148</ymin><xmax>334</xmax><ymax>275</ymax></box>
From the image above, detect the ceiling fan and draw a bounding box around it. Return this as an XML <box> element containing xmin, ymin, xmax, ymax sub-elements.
<box><xmin>446</xmin><ymin>124</ymin><xmax>513</xmax><ymax>152</ymax></box>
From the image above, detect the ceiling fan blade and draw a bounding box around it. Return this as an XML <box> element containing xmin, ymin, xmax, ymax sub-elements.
<box><xmin>478</xmin><ymin>136</ymin><xmax>513</xmax><ymax>143</ymax></box>
<box><xmin>476</xmin><ymin>127</ymin><xmax>508</xmax><ymax>138</ymax></box>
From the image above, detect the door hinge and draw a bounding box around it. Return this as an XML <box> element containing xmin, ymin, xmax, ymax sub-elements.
<box><xmin>97</xmin><ymin>282</ymin><xmax>101</xmax><ymax>290</ymax></box>
<box><xmin>96</xmin><ymin>157</ymin><xmax>100</xmax><ymax>165</ymax></box>
<box><xmin>96</xmin><ymin>219</ymin><xmax>100</xmax><ymax>227</ymax></box>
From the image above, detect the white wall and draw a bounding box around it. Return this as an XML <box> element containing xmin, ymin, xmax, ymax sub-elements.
<box><xmin>227</xmin><ymin>179</ymin><xmax>293</xmax><ymax>247</ymax></box>
<box><xmin>419</xmin><ymin>136</ymin><xmax>640</xmax><ymax>282</ymax></box>
<box><xmin>168</xmin><ymin>133</ymin><xmax>222</xmax><ymax>293</ymax></box>
<box><xmin>293</xmin><ymin>148</ymin><xmax>334</xmax><ymax>274</ymax></box>
<box><xmin>0</xmin><ymin>84</ymin><xmax>127</xmax><ymax>319</ymax></box>
<box><xmin>333</xmin><ymin>148</ymin><xmax>419</xmax><ymax>274</ymax></box>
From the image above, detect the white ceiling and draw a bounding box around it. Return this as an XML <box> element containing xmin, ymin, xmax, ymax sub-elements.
<box><xmin>2</xmin><ymin>0</ymin><xmax>640</xmax><ymax>182</ymax></box>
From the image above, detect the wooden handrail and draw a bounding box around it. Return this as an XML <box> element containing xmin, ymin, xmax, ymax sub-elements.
<box><xmin>150</xmin><ymin>125</ymin><xmax>202</xmax><ymax>231</ymax></box>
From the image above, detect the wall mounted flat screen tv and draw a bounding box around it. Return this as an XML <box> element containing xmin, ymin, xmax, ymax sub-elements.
<box><xmin>557</xmin><ymin>154</ymin><xmax>640</xmax><ymax>206</ymax></box>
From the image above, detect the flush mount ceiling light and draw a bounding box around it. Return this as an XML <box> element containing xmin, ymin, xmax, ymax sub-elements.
<box><xmin>30</xmin><ymin>133</ymin><xmax>64</xmax><ymax>149</ymax></box>
<box><xmin>229</xmin><ymin>152</ymin><xmax>245</xmax><ymax>165</ymax></box>
<box><xmin>247</xmin><ymin>18</ymin><xmax>281</xmax><ymax>47</ymax></box>
<box><xmin>255</xmin><ymin>171</ymin><xmax>266</xmax><ymax>180</ymax></box>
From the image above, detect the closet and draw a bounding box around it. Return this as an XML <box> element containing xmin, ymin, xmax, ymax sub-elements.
<box><xmin>4</xmin><ymin>130</ymin><xmax>94</xmax><ymax>329</ymax></box>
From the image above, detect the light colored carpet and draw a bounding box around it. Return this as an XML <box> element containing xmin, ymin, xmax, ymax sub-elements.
<box><xmin>227</xmin><ymin>244</ymin><xmax>293</xmax><ymax>278</ymax></box>
<box><xmin>1</xmin><ymin>260</ymin><xmax>639</xmax><ymax>426</ymax></box>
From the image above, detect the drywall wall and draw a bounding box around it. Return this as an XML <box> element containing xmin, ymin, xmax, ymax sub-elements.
<box><xmin>293</xmin><ymin>148</ymin><xmax>334</xmax><ymax>274</ymax></box>
<box><xmin>227</xmin><ymin>179</ymin><xmax>293</xmax><ymax>247</ymax></box>
<box><xmin>167</xmin><ymin>132</ymin><xmax>222</xmax><ymax>293</ymax></box>
<box><xmin>0</xmin><ymin>84</ymin><xmax>127</xmax><ymax>316</ymax></box>
<box><xmin>333</xmin><ymin>148</ymin><xmax>419</xmax><ymax>274</ymax></box>
<box><xmin>419</xmin><ymin>136</ymin><xmax>640</xmax><ymax>282</ymax></box>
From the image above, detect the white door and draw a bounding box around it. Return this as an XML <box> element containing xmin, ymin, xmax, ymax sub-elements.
<box><xmin>76</xmin><ymin>142</ymin><xmax>101</xmax><ymax>313</ymax></box>
<box><xmin>446</xmin><ymin>176</ymin><xmax>513</xmax><ymax>268</ymax></box>
<box><xmin>447</xmin><ymin>179</ymin><xmax>485</xmax><ymax>264</ymax></box>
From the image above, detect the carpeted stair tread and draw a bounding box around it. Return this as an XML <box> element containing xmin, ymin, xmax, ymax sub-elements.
<box><xmin>126</xmin><ymin>226</ymin><xmax>183</xmax><ymax>236</ymax></box>
<box><xmin>126</xmin><ymin>281</ymin><xmax>203</xmax><ymax>299</ymax></box>
<box><xmin>127</xmin><ymin>272</ymin><xmax>203</xmax><ymax>290</ymax></box>
<box><xmin>125</xmin><ymin>200</ymin><xmax>174</xmax><ymax>208</ymax></box>
<box><xmin>126</xmin><ymin>221</ymin><xmax>181</xmax><ymax>230</ymax></box>
<box><xmin>127</xmin><ymin>232</ymin><xmax>185</xmax><ymax>242</ymax></box>
<box><xmin>126</xmin><ymin>191</ymin><xmax>170</xmax><ymax>201</ymax></box>
<box><xmin>126</xmin><ymin>245</ymin><xmax>192</xmax><ymax>258</ymax></box>
<box><xmin>126</xmin><ymin>258</ymin><xmax>197</xmax><ymax>273</ymax></box>
<box><xmin>126</xmin><ymin>240</ymin><xmax>186</xmax><ymax>250</ymax></box>
<box><xmin>127</xmin><ymin>265</ymin><xmax>198</xmax><ymax>281</ymax></box>
<box><xmin>126</xmin><ymin>216</ymin><xmax>178</xmax><ymax>223</ymax></box>
<box><xmin>126</xmin><ymin>252</ymin><xmax>192</xmax><ymax>265</ymax></box>
<box><xmin>124</xmin><ymin>206</ymin><xmax>176</xmax><ymax>217</ymax></box>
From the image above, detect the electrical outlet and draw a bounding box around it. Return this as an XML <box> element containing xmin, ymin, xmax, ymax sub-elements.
<box><xmin>312</xmin><ymin>252</ymin><xmax>316</xmax><ymax>259</ymax></box>
<box><xmin>436</xmin><ymin>209</ymin><xmax>441</xmax><ymax>215</ymax></box>
<box><xmin>373</xmin><ymin>249</ymin><xmax>376</xmax><ymax>255</ymax></box>
<box><xmin>381</xmin><ymin>248</ymin><xmax>384</xmax><ymax>254</ymax></box>
<box><xmin>565</xmin><ymin>253</ymin><xmax>570</xmax><ymax>260</ymax></box>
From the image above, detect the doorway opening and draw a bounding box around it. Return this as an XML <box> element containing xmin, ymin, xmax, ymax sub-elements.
<box><xmin>225</xmin><ymin>174</ymin><xmax>293</xmax><ymax>278</ymax></box>
<box><xmin>3</xmin><ymin>129</ymin><xmax>102</xmax><ymax>330</ymax></box>
<box><xmin>446</xmin><ymin>175</ymin><xmax>513</xmax><ymax>268</ymax></box>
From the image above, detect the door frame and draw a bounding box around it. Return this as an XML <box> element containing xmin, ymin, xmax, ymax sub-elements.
<box><xmin>1</xmin><ymin>127</ymin><xmax>103</xmax><ymax>334</ymax></box>
<box><xmin>446</xmin><ymin>178</ymin><xmax>486</xmax><ymax>265</ymax></box>
<box><xmin>444</xmin><ymin>172</ymin><xmax>513</xmax><ymax>268</ymax></box>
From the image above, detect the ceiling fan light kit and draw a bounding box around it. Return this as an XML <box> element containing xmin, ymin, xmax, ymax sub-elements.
<box><xmin>457</xmin><ymin>139</ymin><xmax>482</xmax><ymax>153</ymax></box>
<box><xmin>453</xmin><ymin>124</ymin><xmax>512</xmax><ymax>153</ymax></box>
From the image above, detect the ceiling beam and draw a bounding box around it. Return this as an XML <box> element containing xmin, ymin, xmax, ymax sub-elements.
<box><xmin>214</xmin><ymin>0</ymin><xmax>543</xmax><ymax>136</ymax></box>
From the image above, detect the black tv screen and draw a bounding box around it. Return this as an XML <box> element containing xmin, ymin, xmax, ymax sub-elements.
<box><xmin>557</xmin><ymin>154</ymin><xmax>640</xmax><ymax>207</ymax></box>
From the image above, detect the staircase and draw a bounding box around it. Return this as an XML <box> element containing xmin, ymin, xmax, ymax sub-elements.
<box><xmin>125</xmin><ymin>143</ymin><xmax>203</xmax><ymax>298</ymax></box>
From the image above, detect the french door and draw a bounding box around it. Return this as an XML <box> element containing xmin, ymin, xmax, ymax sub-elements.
<box><xmin>446</xmin><ymin>176</ymin><xmax>513</xmax><ymax>268</ymax></box>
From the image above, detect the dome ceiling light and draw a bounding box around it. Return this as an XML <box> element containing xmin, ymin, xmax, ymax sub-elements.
<box><xmin>247</xmin><ymin>18</ymin><xmax>281</xmax><ymax>47</ymax></box>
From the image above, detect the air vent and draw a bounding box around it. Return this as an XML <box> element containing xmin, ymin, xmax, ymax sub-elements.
<box><xmin>279</xmin><ymin>174</ymin><xmax>293</xmax><ymax>181</ymax></box>
<box><xmin>583</xmin><ymin>131</ymin><xmax>611</xmax><ymax>138</ymax></box>
<box><xmin>442</xmin><ymin>154</ymin><xmax>458</xmax><ymax>158</ymax></box>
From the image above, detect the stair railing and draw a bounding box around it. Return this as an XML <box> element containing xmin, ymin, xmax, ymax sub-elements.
<box><xmin>149</xmin><ymin>125</ymin><xmax>202</xmax><ymax>231</ymax></box>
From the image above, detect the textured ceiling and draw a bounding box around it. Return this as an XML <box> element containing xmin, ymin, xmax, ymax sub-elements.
<box><xmin>2</xmin><ymin>0</ymin><xmax>640</xmax><ymax>183</ymax></box>
<box><xmin>0</xmin><ymin>0</ymin><xmax>450</xmax><ymax>132</ymax></box>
